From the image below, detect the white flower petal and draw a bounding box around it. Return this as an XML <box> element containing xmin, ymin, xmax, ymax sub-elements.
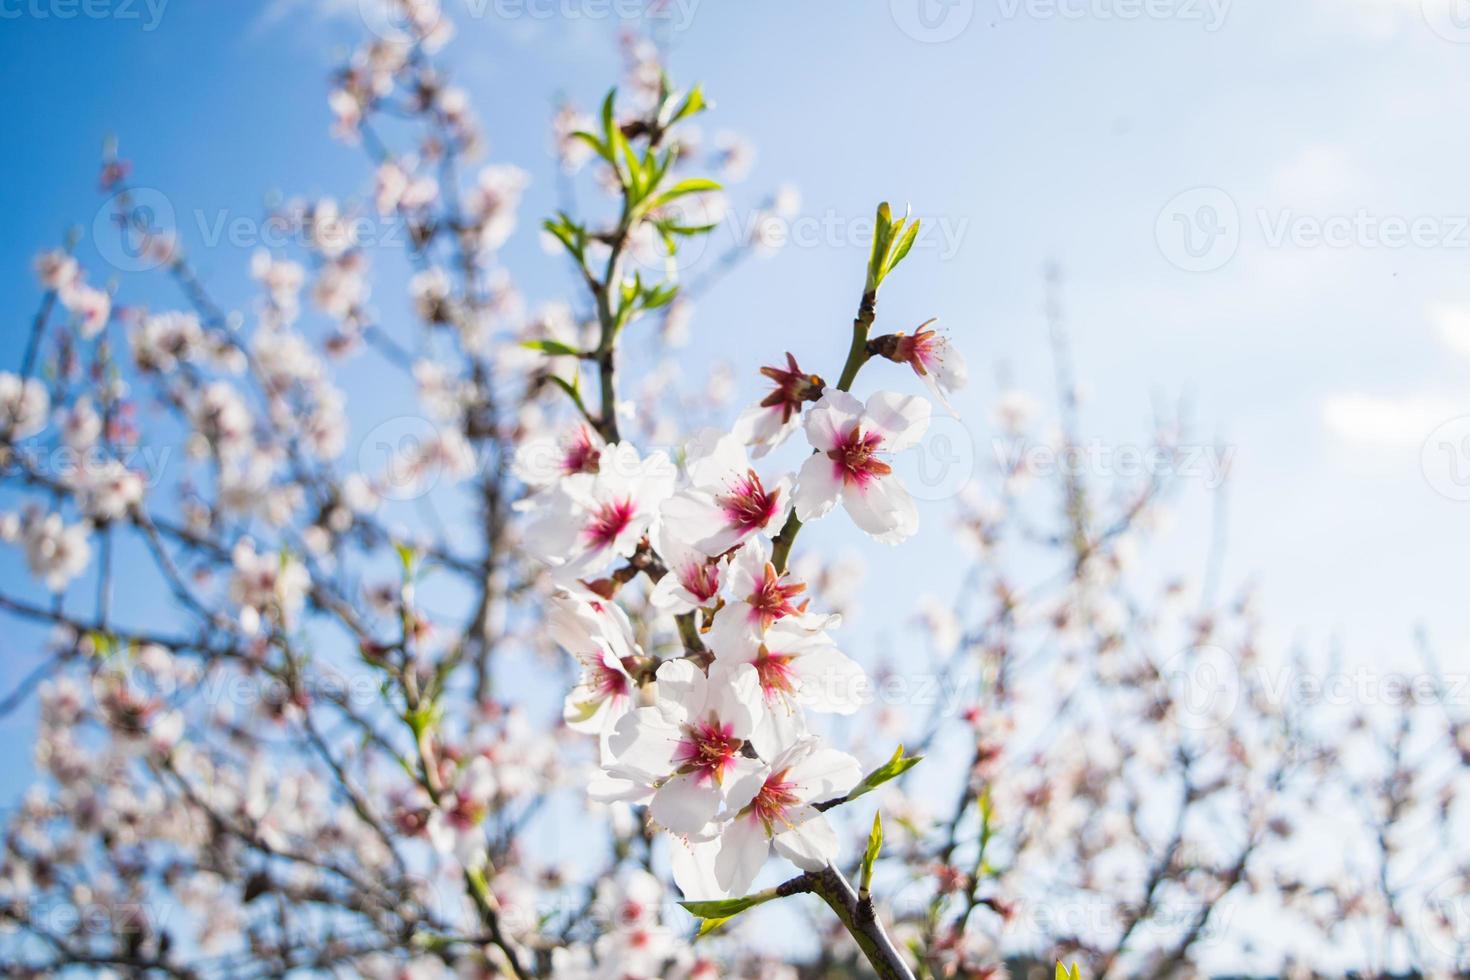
<box><xmin>772</xmin><ymin>809</ymin><xmax>838</xmax><ymax>872</ymax></box>
<box><xmin>842</xmin><ymin>475</ymin><xmax>918</xmax><ymax>544</ymax></box>
<box><xmin>793</xmin><ymin>453</ymin><xmax>842</xmax><ymax>523</ymax></box>
<box><xmin>715</xmin><ymin>815</ymin><xmax>770</xmax><ymax>897</ymax></box>
<box><xmin>864</xmin><ymin>390</ymin><xmax>931</xmax><ymax>453</ymax></box>
<box><xmin>650</xmin><ymin>771</ymin><xmax>720</xmax><ymax>834</ymax></box>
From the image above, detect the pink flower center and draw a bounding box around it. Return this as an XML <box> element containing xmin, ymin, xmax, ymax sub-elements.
<box><xmin>447</xmin><ymin>789</ymin><xmax>488</xmax><ymax>830</ymax></box>
<box><xmin>747</xmin><ymin>562</ymin><xmax>807</xmax><ymax>631</ymax></box>
<box><xmin>750</xmin><ymin>768</ymin><xmax>801</xmax><ymax>832</ymax></box>
<box><xmin>561</xmin><ymin>427</ymin><xmax>602</xmax><ymax>476</ymax></box>
<box><xmin>752</xmin><ymin>647</ymin><xmax>797</xmax><ymax>699</ymax></box>
<box><xmin>592</xmin><ymin>658</ymin><xmax>629</xmax><ymax>699</ymax></box>
<box><xmin>673</xmin><ymin>718</ymin><xmax>742</xmax><ymax>787</ymax></box>
<box><xmin>758</xmin><ymin>352</ymin><xmax>821</xmax><ymax>424</ymax></box>
<box><xmin>827</xmin><ymin>425</ymin><xmax>891</xmax><ymax>488</ymax></box>
<box><xmin>584</xmin><ymin>497</ymin><xmax>636</xmax><ymax>550</ymax></box>
<box><xmin>718</xmin><ymin>469</ymin><xmax>781</xmax><ymax>533</ymax></box>
<box><xmin>895</xmin><ymin>328</ymin><xmax>941</xmax><ymax>375</ymax></box>
<box><xmin>679</xmin><ymin>559</ymin><xmax>721</xmax><ymax>604</ymax></box>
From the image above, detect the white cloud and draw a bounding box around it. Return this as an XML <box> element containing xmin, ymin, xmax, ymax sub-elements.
<box><xmin>1429</xmin><ymin>302</ymin><xmax>1470</xmax><ymax>357</ymax></box>
<box><xmin>1321</xmin><ymin>393</ymin><xmax>1460</xmax><ymax>447</ymax></box>
<box><xmin>1268</xmin><ymin>145</ymin><xmax>1366</xmax><ymax>208</ymax></box>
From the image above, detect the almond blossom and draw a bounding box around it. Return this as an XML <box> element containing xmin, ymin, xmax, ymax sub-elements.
<box><xmin>709</xmin><ymin>618</ymin><xmax>867</xmax><ymax>717</ymax></box>
<box><xmin>878</xmin><ymin>319</ymin><xmax>968</xmax><ymax>411</ymax></box>
<box><xmin>659</xmin><ymin>429</ymin><xmax>792</xmax><ymax>557</ymax></box>
<box><xmin>60</xmin><ymin>282</ymin><xmax>111</xmax><ymax>339</ymax></box>
<box><xmin>731</xmin><ymin>352</ymin><xmax>823</xmax><ymax>458</ymax></box>
<box><xmin>548</xmin><ymin>592</ymin><xmax>639</xmax><ymax>738</ymax></box>
<box><xmin>599</xmin><ymin>659</ymin><xmax>766</xmax><ymax>835</ymax></box>
<box><xmin>524</xmin><ymin>442</ymin><xmax>674</xmax><ymax>581</ymax></box>
<box><xmin>34</xmin><ymin>249</ymin><xmax>78</xmax><ymax>291</ymax></box>
<box><xmin>511</xmin><ymin>420</ymin><xmax>605</xmax><ymax>491</ymax></box>
<box><xmin>75</xmin><ymin>460</ymin><xmax>144</xmax><ymax>522</ymax></box>
<box><xmin>647</xmin><ymin>530</ymin><xmax>724</xmax><ymax>615</ymax></box>
<box><xmin>426</xmin><ymin>756</ymin><xmax>497</xmax><ymax>868</ymax></box>
<box><xmin>0</xmin><ymin>373</ymin><xmax>49</xmax><ymax>439</ymax></box>
<box><xmin>19</xmin><ymin>512</ymin><xmax>91</xmax><ymax>592</ymax></box>
<box><xmin>671</xmin><ymin>734</ymin><xmax>861</xmax><ymax>899</ymax></box>
<box><xmin>793</xmin><ymin>388</ymin><xmax>931</xmax><ymax>544</ymax></box>
<box><xmin>706</xmin><ymin>537</ymin><xmax>830</xmax><ymax>655</ymax></box>
<box><xmin>229</xmin><ymin>539</ymin><xmax>311</xmax><ymax>634</ymax></box>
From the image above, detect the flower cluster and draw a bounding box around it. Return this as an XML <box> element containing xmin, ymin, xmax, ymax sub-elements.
<box><xmin>527</xmin><ymin>367</ymin><xmax>947</xmax><ymax>903</ymax></box>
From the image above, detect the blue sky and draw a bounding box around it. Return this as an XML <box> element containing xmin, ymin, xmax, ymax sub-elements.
<box><xmin>3</xmin><ymin>0</ymin><xmax>1470</xmax><ymax>831</ymax></box>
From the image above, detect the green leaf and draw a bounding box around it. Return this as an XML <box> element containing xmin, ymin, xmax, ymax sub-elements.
<box><xmin>671</xmin><ymin>83</ymin><xmax>707</xmax><ymax>124</ymax></box>
<box><xmin>620</xmin><ymin>135</ymin><xmax>645</xmax><ymax>199</ymax></box>
<box><xmin>864</xmin><ymin>201</ymin><xmax>922</xmax><ymax>293</ymax></box>
<box><xmin>640</xmin><ymin>283</ymin><xmax>679</xmax><ymax>311</ymax></box>
<box><xmin>866</xmin><ymin>202</ymin><xmax>893</xmax><ymax>291</ymax></box>
<box><xmin>599</xmin><ymin>89</ymin><xmax>617</xmax><ymax>149</ymax></box>
<box><xmin>643</xmin><ymin>177</ymin><xmax>722</xmax><ymax>214</ymax></box>
<box><xmin>393</xmin><ymin>542</ymin><xmax>418</xmax><ymax>576</ymax></box>
<box><xmin>520</xmin><ymin>339</ymin><xmax>583</xmax><ymax>358</ymax></box>
<box><xmin>568</xmin><ymin>130</ymin><xmax>609</xmax><ymax>165</ymax></box>
<box><xmin>543</xmin><ymin>213</ymin><xmax>587</xmax><ymax>263</ymax></box>
<box><xmin>887</xmin><ymin>217</ymin><xmax>920</xmax><ymax>274</ymax></box>
<box><xmin>860</xmin><ymin>811</ymin><xmax>883</xmax><ymax>897</ymax></box>
<box><xmin>657</xmin><ymin>221</ymin><xmax>719</xmax><ymax>237</ymax></box>
<box><xmin>547</xmin><ymin>373</ymin><xmax>587</xmax><ymax>416</ymax></box>
<box><xmin>1056</xmin><ymin>962</ymin><xmax>1082</xmax><ymax>980</ymax></box>
<box><xmin>846</xmin><ymin>744</ymin><xmax>922</xmax><ymax>802</ymax></box>
<box><xmin>679</xmin><ymin>890</ymin><xmax>780</xmax><ymax>922</ymax></box>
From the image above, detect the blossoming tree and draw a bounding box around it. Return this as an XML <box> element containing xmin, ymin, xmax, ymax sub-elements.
<box><xmin>1</xmin><ymin>3</ymin><xmax>1467</xmax><ymax>979</ymax></box>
